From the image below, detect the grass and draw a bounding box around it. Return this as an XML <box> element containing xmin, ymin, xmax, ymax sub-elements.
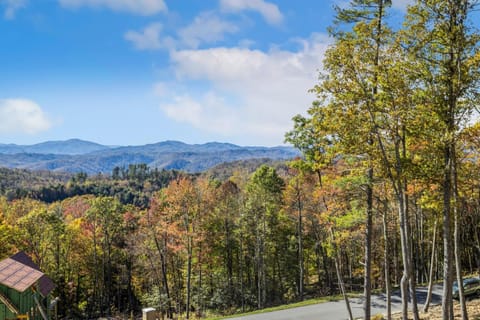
<box><xmin>203</xmin><ymin>294</ymin><xmax>355</xmax><ymax>320</ymax></box>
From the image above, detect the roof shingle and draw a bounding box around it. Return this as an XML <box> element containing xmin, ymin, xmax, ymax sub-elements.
<box><xmin>9</xmin><ymin>252</ymin><xmax>55</xmax><ymax>296</ymax></box>
<box><xmin>0</xmin><ymin>258</ymin><xmax>43</xmax><ymax>293</ymax></box>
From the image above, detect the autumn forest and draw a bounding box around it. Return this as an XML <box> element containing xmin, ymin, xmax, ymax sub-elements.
<box><xmin>2</xmin><ymin>1</ymin><xmax>480</xmax><ymax>320</ymax></box>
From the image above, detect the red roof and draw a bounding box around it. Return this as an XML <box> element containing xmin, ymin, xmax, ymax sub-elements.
<box><xmin>0</xmin><ymin>252</ymin><xmax>55</xmax><ymax>296</ymax></box>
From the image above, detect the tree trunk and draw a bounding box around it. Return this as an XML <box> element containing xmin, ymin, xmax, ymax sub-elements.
<box><xmin>186</xmin><ymin>238</ymin><xmax>192</xmax><ymax>319</ymax></box>
<box><xmin>153</xmin><ymin>233</ymin><xmax>173</xmax><ymax>318</ymax></box>
<box><xmin>298</xmin><ymin>196</ymin><xmax>304</xmax><ymax>301</ymax></box>
<box><xmin>405</xmin><ymin>187</ymin><xmax>420</xmax><ymax>320</ymax></box>
<box><xmin>398</xmin><ymin>191</ymin><xmax>410</xmax><ymax>320</ymax></box>
<box><xmin>453</xmin><ymin>150</ymin><xmax>468</xmax><ymax>320</ymax></box>
<box><xmin>423</xmin><ymin>220</ymin><xmax>437</xmax><ymax>313</ymax></box>
<box><xmin>91</xmin><ymin>217</ymin><xmax>98</xmax><ymax>318</ymax></box>
<box><xmin>239</xmin><ymin>234</ymin><xmax>245</xmax><ymax>312</ymax></box>
<box><xmin>383</xmin><ymin>209</ymin><xmax>392</xmax><ymax>320</ymax></box>
<box><xmin>442</xmin><ymin>143</ymin><xmax>454</xmax><ymax>320</ymax></box>
<box><xmin>198</xmin><ymin>244</ymin><xmax>204</xmax><ymax>318</ymax></box>
<box><xmin>364</xmin><ymin>167</ymin><xmax>373</xmax><ymax>320</ymax></box>
<box><xmin>321</xmin><ymin>243</ymin><xmax>332</xmax><ymax>292</ymax></box>
<box><xmin>261</xmin><ymin>214</ymin><xmax>267</xmax><ymax>307</ymax></box>
<box><xmin>225</xmin><ymin>217</ymin><xmax>234</xmax><ymax>301</ymax></box>
<box><xmin>256</xmin><ymin>208</ymin><xmax>265</xmax><ymax>309</ymax></box>
<box><xmin>331</xmin><ymin>229</ymin><xmax>353</xmax><ymax>320</ymax></box>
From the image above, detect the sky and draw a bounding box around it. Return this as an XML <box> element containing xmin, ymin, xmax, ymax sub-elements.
<box><xmin>0</xmin><ymin>0</ymin><xmax>414</xmax><ymax>147</ymax></box>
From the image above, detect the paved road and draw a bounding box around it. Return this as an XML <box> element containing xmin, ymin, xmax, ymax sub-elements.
<box><xmin>228</xmin><ymin>284</ymin><xmax>444</xmax><ymax>320</ymax></box>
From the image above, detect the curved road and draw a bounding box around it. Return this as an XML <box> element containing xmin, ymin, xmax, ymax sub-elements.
<box><xmin>228</xmin><ymin>284</ymin><xmax>443</xmax><ymax>320</ymax></box>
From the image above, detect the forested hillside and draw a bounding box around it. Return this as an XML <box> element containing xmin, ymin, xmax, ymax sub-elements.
<box><xmin>0</xmin><ymin>140</ymin><xmax>299</xmax><ymax>173</ymax></box>
<box><xmin>0</xmin><ymin>165</ymin><xmax>184</xmax><ymax>207</ymax></box>
<box><xmin>1</xmin><ymin>153</ymin><xmax>479</xmax><ymax>319</ymax></box>
<box><xmin>0</xmin><ymin>161</ymin><xmax>309</xmax><ymax>319</ymax></box>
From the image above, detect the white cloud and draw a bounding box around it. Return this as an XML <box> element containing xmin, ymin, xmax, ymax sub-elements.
<box><xmin>126</xmin><ymin>13</ymin><xmax>239</xmax><ymax>51</ymax></box>
<box><xmin>58</xmin><ymin>0</ymin><xmax>167</xmax><ymax>15</ymax></box>
<box><xmin>2</xmin><ymin>0</ymin><xmax>26</xmax><ymax>19</ymax></box>
<box><xmin>153</xmin><ymin>82</ymin><xmax>168</xmax><ymax>97</ymax></box>
<box><xmin>391</xmin><ymin>0</ymin><xmax>414</xmax><ymax>11</ymax></box>
<box><xmin>159</xmin><ymin>33</ymin><xmax>331</xmax><ymax>145</ymax></box>
<box><xmin>0</xmin><ymin>99</ymin><xmax>52</xmax><ymax>134</ymax></box>
<box><xmin>125</xmin><ymin>22</ymin><xmax>163</xmax><ymax>50</ymax></box>
<box><xmin>220</xmin><ymin>0</ymin><xmax>283</xmax><ymax>25</ymax></box>
<box><xmin>179</xmin><ymin>12</ymin><xmax>239</xmax><ymax>49</ymax></box>
<box><xmin>162</xmin><ymin>92</ymin><xmax>236</xmax><ymax>133</ymax></box>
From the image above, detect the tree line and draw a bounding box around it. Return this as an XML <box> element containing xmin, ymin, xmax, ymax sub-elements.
<box><xmin>0</xmin><ymin>150</ymin><xmax>479</xmax><ymax>319</ymax></box>
<box><xmin>0</xmin><ymin>165</ymin><xmax>183</xmax><ymax>207</ymax></box>
<box><xmin>285</xmin><ymin>1</ymin><xmax>480</xmax><ymax>320</ymax></box>
<box><xmin>0</xmin><ymin>164</ymin><xmax>336</xmax><ymax>318</ymax></box>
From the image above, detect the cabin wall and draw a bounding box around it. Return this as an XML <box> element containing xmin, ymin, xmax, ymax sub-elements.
<box><xmin>0</xmin><ymin>284</ymin><xmax>45</xmax><ymax>320</ymax></box>
<box><xmin>0</xmin><ymin>303</ymin><xmax>15</xmax><ymax>319</ymax></box>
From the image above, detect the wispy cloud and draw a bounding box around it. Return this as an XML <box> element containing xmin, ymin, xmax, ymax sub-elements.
<box><xmin>126</xmin><ymin>12</ymin><xmax>239</xmax><ymax>51</ymax></box>
<box><xmin>125</xmin><ymin>22</ymin><xmax>163</xmax><ymax>50</ymax></box>
<box><xmin>158</xmin><ymin>33</ymin><xmax>331</xmax><ymax>145</ymax></box>
<box><xmin>0</xmin><ymin>99</ymin><xmax>52</xmax><ymax>134</ymax></box>
<box><xmin>220</xmin><ymin>0</ymin><xmax>283</xmax><ymax>25</ymax></box>
<box><xmin>58</xmin><ymin>0</ymin><xmax>167</xmax><ymax>15</ymax></box>
<box><xmin>391</xmin><ymin>0</ymin><xmax>414</xmax><ymax>11</ymax></box>
<box><xmin>2</xmin><ymin>0</ymin><xmax>27</xmax><ymax>19</ymax></box>
<box><xmin>178</xmin><ymin>12</ymin><xmax>239</xmax><ymax>49</ymax></box>
<box><xmin>162</xmin><ymin>92</ymin><xmax>236</xmax><ymax>133</ymax></box>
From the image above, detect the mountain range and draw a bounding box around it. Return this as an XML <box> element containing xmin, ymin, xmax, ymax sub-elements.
<box><xmin>0</xmin><ymin>139</ymin><xmax>300</xmax><ymax>174</ymax></box>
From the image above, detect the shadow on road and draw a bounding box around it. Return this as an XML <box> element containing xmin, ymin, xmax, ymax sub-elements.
<box><xmin>415</xmin><ymin>288</ymin><xmax>442</xmax><ymax>305</ymax></box>
<box><xmin>351</xmin><ymin>283</ymin><xmax>443</xmax><ymax>312</ymax></box>
<box><xmin>226</xmin><ymin>284</ymin><xmax>446</xmax><ymax>320</ymax></box>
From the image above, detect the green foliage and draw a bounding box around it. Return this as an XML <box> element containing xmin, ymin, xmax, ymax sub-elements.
<box><xmin>334</xmin><ymin>201</ymin><xmax>365</xmax><ymax>230</ymax></box>
<box><xmin>248</xmin><ymin>165</ymin><xmax>285</xmax><ymax>196</ymax></box>
<box><xmin>332</xmin><ymin>0</ymin><xmax>392</xmax><ymax>24</ymax></box>
<box><xmin>140</xmin><ymin>287</ymin><xmax>170</xmax><ymax>311</ymax></box>
<box><xmin>2</xmin><ymin>2</ymin><xmax>480</xmax><ymax>319</ymax></box>
<box><xmin>0</xmin><ymin>165</ymin><xmax>182</xmax><ymax>207</ymax></box>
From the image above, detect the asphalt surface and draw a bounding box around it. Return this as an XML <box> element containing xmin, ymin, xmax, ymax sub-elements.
<box><xmin>228</xmin><ymin>284</ymin><xmax>444</xmax><ymax>320</ymax></box>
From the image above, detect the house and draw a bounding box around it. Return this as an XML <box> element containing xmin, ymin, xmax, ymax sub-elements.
<box><xmin>0</xmin><ymin>252</ymin><xmax>55</xmax><ymax>320</ymax></box>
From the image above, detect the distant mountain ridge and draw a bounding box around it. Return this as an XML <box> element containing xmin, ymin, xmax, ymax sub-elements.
<box><xmin>0</xmin><ymin>139</ymin><xmax>110</xmax><ymax>155</ymax></box>
<box><xmin>0</xmin><ymin>139</ymin><xmax>300</xmax><ymax>173</ymax></box>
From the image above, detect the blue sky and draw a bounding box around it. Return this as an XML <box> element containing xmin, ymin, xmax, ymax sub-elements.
<box><xmin>0</xmin><ymin>0</ymin><xmax>413</xmax><ymax>146</ymax></box>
